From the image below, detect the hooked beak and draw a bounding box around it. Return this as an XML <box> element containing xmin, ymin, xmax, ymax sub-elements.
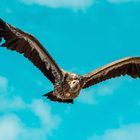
<box><xmin>70</xmin><ymin>80</ymin><xmax>79</xmax><ymax>89</ymax></box>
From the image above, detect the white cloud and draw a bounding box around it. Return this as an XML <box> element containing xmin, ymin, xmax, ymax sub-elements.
<box><xmin>88</xmin><ymin>123</ymin><xmax>140</xmax><ymax>140</ymax></box>
<box><xmin>0</xmin><ymin>96</ymin><xmax>26</xmax><ymax>111</ymax></box>
<box><xmin>77</xmin><ymin>89</ymin><xmax>98</xmax><ymax>105</ymax></box>
<box><xmin>0</xmin><ymin>115</ymin><xmax>22</xmax><ymax>140</ymax></box>
<box><xmin>0</xmin><ymin>75</ymin><xmax>61</xmax><ymax>140</ymax></box>
<box><xmin>0</xmin><ymin>99</ymin><xmax>61</xmax><ymax>140</ymax></box>
<box><xmin>0</xmin><ymin>76</ymin><xmax>26</xmax><ymax>111</ymax></box>
<box><xmin>107</xmin><ymin>0</ymin><xmax>130</xmax><ymax>3</ymax></box>
<box><xmin>77</xmin><ymin>78</ymin><xmax>122</xmax><ymax>105</ymax></box>
<box><xmin>20</xmin><ymin>0</ymin><xmax>94</xmax><ymax>10</ymax></box>
<box><xmin>19</xmin><ymin>0</ymin><xmax>140</xmax><ymax>9</ymax></box>
<box><xmin>0</xmin><ymin>76</ymin><xmax>8</xmax><ymax>94</ymax></box>
<box><xmin>95</xmin><ymin>79</ymin><xmax>122</xmax><ymax>96</ymax></box>
<box><xmin>107</xmin><ymin>0</ymin><xmax>140</xmax><ymax>4</ymax></box>
<box><xmin>30</xmin><ymin>99</ymin><xmax>61</xmax><ymax>135</ymax></box>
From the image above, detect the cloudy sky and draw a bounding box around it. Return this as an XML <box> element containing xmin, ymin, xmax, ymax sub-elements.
<box><xmin>1</xmin><ymin>0</ymin><xmax>140</xmax><ymax>140</ymax></box>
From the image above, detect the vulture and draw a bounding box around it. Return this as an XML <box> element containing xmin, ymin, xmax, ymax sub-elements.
<box><xmin>0</xmin><ymin>18</ymin><xmax>140</xmax><ymax>104</ymax></box>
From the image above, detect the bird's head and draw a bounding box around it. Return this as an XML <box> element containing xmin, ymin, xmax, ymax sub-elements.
<box><xmin>64</xmin><ymin>73</ymin><xmax>82</xmax><ymax>93</ymax></box>
<box><xmin>69</xmin><ymin>79</ymin><xmax>80</xmax><ymax>90</ymax></box>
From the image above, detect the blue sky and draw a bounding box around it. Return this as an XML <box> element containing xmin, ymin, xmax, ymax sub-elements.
<box><xmin>0</xmin><ymin>0</ymin><xmax>140</xmax><ymax>140</ymax></box>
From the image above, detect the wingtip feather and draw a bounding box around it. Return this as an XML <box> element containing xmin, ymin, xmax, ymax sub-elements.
<box><xmin>0</xmin><ymin>18</ymin><xmax>6</xmax><ymax>27</ymax></box>
<box><xmin>0</xmin><ymin>18</ymin><xmax>6</xmax><ymax>44</ymax></box>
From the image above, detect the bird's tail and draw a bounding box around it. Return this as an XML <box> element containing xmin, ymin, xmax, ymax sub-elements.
<box><xmin>42</xmin><ymin>91</ymin><xmax>73</xmax><ymax>104</ymax></box>
<box><xmin>42</xmin><ymin>91</ymin><xmax>55</xmax><ymax>99</ymax></box>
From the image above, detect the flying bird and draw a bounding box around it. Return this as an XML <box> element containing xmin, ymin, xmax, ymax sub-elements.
<box><xmin>0</xmin><ymin>19</ymin><xmax>140</xmax><ymax>104</ymax></box>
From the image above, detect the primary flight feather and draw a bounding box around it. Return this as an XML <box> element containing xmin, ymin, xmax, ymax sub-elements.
<box><xmin>0</xmin><ymin>19</ymin><xmax>140</xmax><ymax>104</ymax></box>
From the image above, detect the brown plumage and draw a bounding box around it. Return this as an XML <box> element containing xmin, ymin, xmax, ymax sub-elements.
<box><xmin>0</xmin><ymin>19</ymin><xmax>140</xmax><ymax>104</ymax></box>
<box><xmin>83</xmin><ymin>57</ymin><xmax>140</xmax><ymax>88</ymax></box>
<box><xmin>0</xmin><ymin>18</ymin><xmax>63</xmax><ymax>84</ymax></box>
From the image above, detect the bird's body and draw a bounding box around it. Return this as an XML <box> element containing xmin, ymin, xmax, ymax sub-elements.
<box><xmin>1</xmin><ymin>18</ymin><xmax>140</xmax><ymax>104</ymax></box>
<box><xmin>44</xmin><ymin>72</ymin><xmax>84</xmax><ymax>103</ymax></box>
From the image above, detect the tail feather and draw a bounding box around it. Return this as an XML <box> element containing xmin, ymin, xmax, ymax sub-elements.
<box><xmin>0</xmin><ymin>18</ymin><xmax>6</xmax><ymax>29</ymax></box>
<box><xmin>42</xmin><ymin>91</ymin><xmax>73</xmax><ymax>104</ymax></box>
<box><xmin>42</xmin><ymin>91</ymin><xmax>58</xmax><ymax>101</ymax></box>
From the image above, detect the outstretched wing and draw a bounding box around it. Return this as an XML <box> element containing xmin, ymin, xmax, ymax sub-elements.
<box><xmin>0</xmin><ymin>19</ymin><xmax>64</xmax><ymax>84</ymax></box>
<box><xmin>82</xmin><ymin>57</ymin><xmax>140</xmax><ymax>88</ymax></box>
